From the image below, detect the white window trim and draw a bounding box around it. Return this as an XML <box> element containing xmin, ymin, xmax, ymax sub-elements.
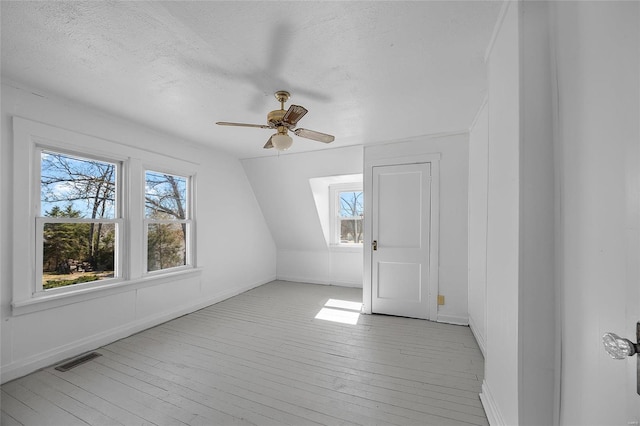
<box><xmin>35</xmin><ymin>147</ymin><xmax>125</xmax><ymax>295</ymax></box>
<box><xmin>329</xmin><ymin>182</ymin><xmax>364</xmax><ymax>248</ymax></box>
<box><xmin>12</xmin><ymin>117</ymin><xmax>199</xmax><ymax>315</ymax></box>
<box><xmin>143</xmin><ymin>168</ymin><xmax>195</xmax><ymax>275</ymax></box>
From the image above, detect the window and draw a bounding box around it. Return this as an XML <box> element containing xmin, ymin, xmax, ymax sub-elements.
<box><xmin>338</xmin><ymin>190</ymin><xmax>364</xmax><ymax>244</ymax></box>
<box><xmin>144</xmin><ymin>170</ymin><xmax>191</xmax><ymax>272</ymax></box>
<box><xmin>37</xmin><ymin>150</ymin><xmax>122</xmax><ymax>292</ymax></box>
<box><xmin>12</xmin><ymin>117</ymin><xmax>199</xmax><ymax>311</ymax></box>
<box><xmin>330</xmin><ymin>184</ymin><xmax>363</xmax><ymax>245</ymax></box>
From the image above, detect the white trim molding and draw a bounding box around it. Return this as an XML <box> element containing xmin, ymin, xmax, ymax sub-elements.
<box><xmin>436</xmin><ymin>314</ymin><xmax>469</xmax><ymax>326</ymax></box>
<box><xmin>469</xmin><ymin>314</ymin><xmax>487</xmax><ymax>358</ymax></box>
<box><xmin>484</xmin><ymin>0</ymin><xmax>514</xmax><ymax>64</ymax></box>
<box><xmin>480</xmin><ymin>380</ymin><xmax>506</xmax><ymax>426</ymax></box>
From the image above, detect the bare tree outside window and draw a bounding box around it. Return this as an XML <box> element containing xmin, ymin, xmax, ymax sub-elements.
<box><xmin>339</xmin><ymin>191</ymin><xmax>364</xmax><ymax>244</ymax></box>
<box><xmin>145</xmin><ymin>171</ymin><xmax>189</xmax><ymax>272</ymax></box>
<box><xmin>40</xmin><ymin>151</ymin><xmax>118</xmax><ymax>289</ymax></box>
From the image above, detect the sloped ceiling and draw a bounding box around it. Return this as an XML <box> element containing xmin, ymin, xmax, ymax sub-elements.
<box><xmin>1</xmin><ymin>1</ymin><xmax>501</xmax><ymax>159</ymax></box>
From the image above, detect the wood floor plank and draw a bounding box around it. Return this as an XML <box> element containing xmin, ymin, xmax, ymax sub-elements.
<box><xmin>106</xmin><ymin>336</ymin><xmax>442</xmax><ymax>426</ymax></box>
<box><xmin>1</xmin><ymin>390</ymin><xmax>36</xmax><ymax>426</ymax></box>
<box><xmin>28</xmin><ymin>370</ymin><xmax>154</xmax><ymax>426</ymax></box>
<box><xmin>138</xmin><ymin>327</ymin><xmax>484</xmax><ymax>409</ymax></box>
<box><xmin>1</xmin><ymin>281</ymin><xmax>488</xmax><ymax>426</ymax></box>
<box><xmin>152</xmin><ymin>318</ymin><xmax>484</xmax><ymax>392</ymax></box>
<box><xmin>131</xmin><ymin>326</ymin><xmax>484</xmax><ymax>422</ymax></box>
<box><xmin>1</xmin><ymin>383</ymin><xmax>89</xmax><ymax>426</ymax></box>
<box><xmin>1</xmin><ymin>409</ymin><xmax>23</xmax><ymax>426</ymax></box>
<box><xmin>93</xmin><ymin>351</ymin><xmax>322</xmax><ymax>426</ymax></box>
<box><xmin>15</xmin><ymin>372</ymin><xmax>123</xmax><ymax>426</ymax></box>
<box><xmin>80</xmin><ymin>358</ymin><xmax>255</xmax><ymax>426</ymax></box>
<box><xmin>172</xmin><ymin>311</ymin><xmax>482</xmax><ymax>378</ymax></box>
<box><xmin>103</xmin><ymin>339</ymin><xmax>379</xmax><ymax>426</ymax></box>
<box><xmin>186</xmin><ymin>307</ymin><xmax>483</xmax><ymax>369</ymax></box>
<box><xmin>48</xmin><ymin>371</ymin><xmax>186</xmax><ymax>426</ymax></box>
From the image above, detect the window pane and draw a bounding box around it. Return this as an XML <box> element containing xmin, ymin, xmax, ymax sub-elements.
<box><xmin>145</xmin><ymin>171</ymin><xmax>187</xmax><ymax>220</ymax></box>
<box><xmin>42</xmin><ymin>222</ymin><xmax>116</xmax><ymax>290</ymax></box>
<box><xmin>147</xmin><ymin>223</ymin><xmax>186</xmax><ymax>272</ymax></box>
<box><xmin>339</xmin><ymin>191</ymin><xmax>363</xmax><ymax>217</ymax></box>
<box><xmin>340</xmin><ymin>218</ymin><xmax>363</xmax><ymax>244</ymax></box>
<box><xmin>41</xmin><ymin>152</ymin><xmax>117</xmax><ymax>218</ymax></box>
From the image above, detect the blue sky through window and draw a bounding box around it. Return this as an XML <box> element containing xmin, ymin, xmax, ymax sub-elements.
<box><xmin>144</xmin><ymin>171</ymin><xmax>187</xmax><ymax>219</ymax></box>
<box><xmin>40</xmin><ymin>151</ymin><xmax>116</xmax><ymax>218</ymax></box>
<box><xmin>339</xmin><ymin>191</ymin><xmax>363</xmax><ymax>217</ymax></box>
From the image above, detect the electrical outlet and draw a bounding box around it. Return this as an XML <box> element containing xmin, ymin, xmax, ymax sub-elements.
<box><xmin>437</xmin><ymin>295</ymin><xmax>445</xmax><ymax>306</ymax></box>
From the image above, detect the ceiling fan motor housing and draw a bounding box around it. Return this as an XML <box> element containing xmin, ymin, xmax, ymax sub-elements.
<box><xmin>267</xmin><ymin>109</ymin><xmax>287</xmax><ymax>127</ymax></box>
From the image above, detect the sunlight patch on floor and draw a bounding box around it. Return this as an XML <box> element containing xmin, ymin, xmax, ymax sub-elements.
<box><xmin>324</xmin><ymin>299</ymin><xmax>362</xmax><ymax>311</ymax></box>
<box><xmin>315</xmin><ymin>299</ymin><xmax>362</xmax><ymax>325</ymax></box>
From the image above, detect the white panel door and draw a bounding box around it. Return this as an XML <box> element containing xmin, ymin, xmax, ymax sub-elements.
<box><xmin>371</xmin><ymin>163</ymin><xmax>431</xmax><ymax>319</ymax></box>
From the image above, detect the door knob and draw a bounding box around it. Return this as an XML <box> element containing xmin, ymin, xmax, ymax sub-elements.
<box><xmin>372</xmin><ymin>240</ymin><xmax>378</xmax><ymax>251</ymax></box>
<box><xmin>602</xmin><ymin>332</ymin><xmax>638</xmax><ymax>359</ymax></box>
<box><xmin>602</xmin><ymin>322</ymin><xmax>640</xmax><ymax>395</ymax></box>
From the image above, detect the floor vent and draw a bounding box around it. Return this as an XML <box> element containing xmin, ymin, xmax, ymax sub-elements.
<box><xmin>54</xmin><ymin>352</ymin><xmax>102</xmax><ymax>372</ymax></box>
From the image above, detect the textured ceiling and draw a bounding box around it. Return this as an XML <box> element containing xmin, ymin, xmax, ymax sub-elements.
<box><xmin>1</xmin><ymin>1</ymin><xmax>501</xmax><ymax>159</ymax></box>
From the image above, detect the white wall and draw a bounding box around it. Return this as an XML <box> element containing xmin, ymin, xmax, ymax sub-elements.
<box><xmin>0</xmin><ymin>81</ymin><xmax>276</xmax><ymax>383</ymax></box>
<box><xmin>478</xmin><ymin>4</ymin><xmax>557</xmax><ymax>424</ymax></box>
<box><xmin>479</xmin><ymin>2</ymin><xmax>520</xmax><ymax>424</ymax></box>
<box><xmin>241</xmin><ymin>146</ymin><xmax>364</xmax><ymax>287</ymax></box>
<box><xmin>364</xmin><ymin>133</ymin><xmax>469</xmax><ymax>324</ymax></box>
<box><xmin>476</xmin><ymin>2</ymin><xmax>638</xmax><ymax>424</ymax></box>
<box><xmin>468</xmin><ymin>101</ymin><xmax>488</xmax><ymax>355</ymax></box>
<box><xmin>552</xmin><ymin>2</ymin><xmax>639</xmax><ymax>424</ymax></box>
<box><xmin>519</xmin><ymin>2</ymin><xmax>556</xmax><ymax>423</ymax></box>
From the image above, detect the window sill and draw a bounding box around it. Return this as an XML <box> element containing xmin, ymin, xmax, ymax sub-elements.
<box><xmin>11</xmin><ymin>268</ymin><xmax>202</xmax><ymax>316</ymax></box>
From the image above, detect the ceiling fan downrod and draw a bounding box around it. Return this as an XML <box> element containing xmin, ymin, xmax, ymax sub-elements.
<box><xmin>274</xmin><ymin>90</ymin><xmax>291</xmax><ymax>110</ymax></box>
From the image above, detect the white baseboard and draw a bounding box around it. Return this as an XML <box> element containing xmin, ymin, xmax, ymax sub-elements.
<box><xmin>480</xmin><ymin>380</ymin><xmax>506</xmax><ymax>426</ymax></box>
<box><xmin>468</xmin><ymin>315</ymin><xmax>486</xmax><ymax>357</ymax></box>
<box><xmin>328</xmin><ymin>280</ymin><xmax>363</xmax><ymax>288</ymax></box>
<box><xmin>0</xmin><ymin>277</ymin><xmax>273</xmax><ymax>384</ymax></box>
<box><xmin>436</xmin><ymin>313</ymin><xmax>469</xmax><ymax>326</ymax></box>
<box><xmin>276</xmin><ymin>276</ymin><xmax>362</xmax><ymax>288</ymax></box>
<box><xmin>277</xmin><ymin>275</ymin><xmax>329</xmax><ymax>285</ymax></box>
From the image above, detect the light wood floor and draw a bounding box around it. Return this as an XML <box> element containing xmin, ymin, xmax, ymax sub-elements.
<box><xmin>1</xmin><ymin>281</ymin><xmax>487</xmax><ymax>426</ymax></box>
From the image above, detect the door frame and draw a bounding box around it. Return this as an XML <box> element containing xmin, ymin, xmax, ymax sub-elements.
<box><xmin>363</xmin><ymin>153</ymin><xmax>440</xmax><ymax>321</ymax></box>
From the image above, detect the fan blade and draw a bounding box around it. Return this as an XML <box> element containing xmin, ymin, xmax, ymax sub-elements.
<box><xmin>294</xmin><ymin>128</ymin><xmax>335</xmax><ymax>143</ymax></box>
<box><xmin>282</xmin><ymin>105</ymin><xmax>308</xmax><ymax>126</ymax></box>
<box><xmin>216</xmin><ymin>121</ymin><xmax>271</xmax><ymax>129</ymax></box>
<box><xmin>264</xmin><ymin>135</ymin><xmax>274</xmax><ymax>149</ymax></box>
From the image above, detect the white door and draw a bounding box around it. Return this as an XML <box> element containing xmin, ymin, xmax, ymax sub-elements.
<box><xmin>371</xmin><ymin>163</ymin><xmax>431</xmax><ymax>319</ymax></box>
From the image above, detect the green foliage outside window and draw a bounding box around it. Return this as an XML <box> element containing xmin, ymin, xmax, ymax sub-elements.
<box><xmin>145</xmin><ymin>171</ymin><xmax>188</xmax><ymax>272</ymax></box>
<box><xmin>40</xmin><ymin>152</ymin><xmax>117</xmax><ymax>289</ymax></box>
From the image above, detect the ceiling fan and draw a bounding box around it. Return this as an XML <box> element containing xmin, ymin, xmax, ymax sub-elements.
<box><xmin>216</xmin><ymin>91</ymin><xmax>335</xmax><ymax>151</ymax></box>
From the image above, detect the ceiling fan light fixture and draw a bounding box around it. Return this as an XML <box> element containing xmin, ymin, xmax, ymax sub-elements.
<box><xmin>216</xmin><ymin>90</ymin><xmax>334</xmax><ymax>151</ymax></box>
<box><xmin>272</xmin><ymin>133</ymin><xmax>293</xmax><ymax>151</ymax></box>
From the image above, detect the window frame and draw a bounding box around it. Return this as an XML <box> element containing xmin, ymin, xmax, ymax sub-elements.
<box><xmin>329</xmin><ymin>183</ymin><xmax>364</xmax><ymax>247</ymax></box>
<box><xmin>12</xmin><ymin>117</ymin><xmax>199</xmax><ymax>315</ymax></box>
<box><xmin>35</xmin><ymin>148</ymin><xmax>124</xmax><ymax>295</ymax></box>
<box><xmin>143</xmin><ymin>169</ymin><xmax>194</xmax><ymax>275</ymax></box>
